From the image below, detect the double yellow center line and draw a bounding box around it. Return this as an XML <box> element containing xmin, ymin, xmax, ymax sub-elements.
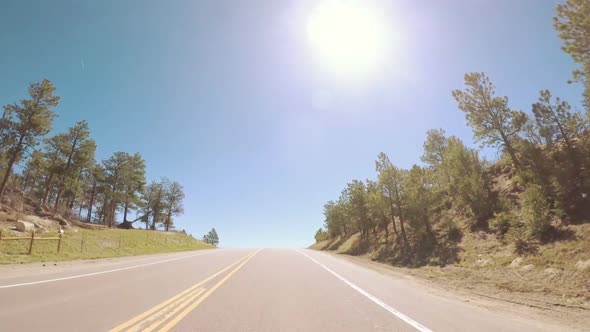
<box><xmin>110</xmin><ymin>249</ymin><xmax>261</xmax><ymax>332</ymax></box>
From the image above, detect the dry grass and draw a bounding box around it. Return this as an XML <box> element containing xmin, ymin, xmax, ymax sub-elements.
<box><xmin>0</xmin><ymin>228</ymin><xmax>213</xmax><ymax>264</ymax></box>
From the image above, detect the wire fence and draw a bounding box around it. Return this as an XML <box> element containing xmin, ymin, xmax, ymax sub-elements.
<box><xmin>0</xmin><ymin>229</ymin><xmax>203</xmax><ymax>262</ymax></box>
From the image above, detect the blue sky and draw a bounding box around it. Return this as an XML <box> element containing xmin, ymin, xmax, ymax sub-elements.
<box><xmin>0</xmin><ymin>0</ymin><xmax>583</xmax><ymax>247</ymax></box>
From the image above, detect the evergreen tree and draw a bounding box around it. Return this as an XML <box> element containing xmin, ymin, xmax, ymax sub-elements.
<box><xmin>0</xmin><ymin>80</ymin><xmax>59</xmax><ymax>199</ymax></box>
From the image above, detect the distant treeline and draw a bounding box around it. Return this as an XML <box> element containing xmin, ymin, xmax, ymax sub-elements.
<box><xmin>315</xmin><ymin>0</ymin><xmax>590</xmax><ymax>265</ymax></box>
<box><xmin>0</xmin><ymin>80</ymin><xmax>185</xmax><ymax>231</ymax></box>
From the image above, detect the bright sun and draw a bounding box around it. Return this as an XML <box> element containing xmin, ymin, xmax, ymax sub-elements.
<box><xmin>307</xmin><ymin>0</ymin><xmax>390</xmax><ymax>77</ymax></box>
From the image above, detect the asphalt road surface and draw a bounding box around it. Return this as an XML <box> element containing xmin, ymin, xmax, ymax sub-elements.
<box><xmin>0</xmin><ymin>248</ymin><xmax>570</xmax><ymax>331</ymax></box>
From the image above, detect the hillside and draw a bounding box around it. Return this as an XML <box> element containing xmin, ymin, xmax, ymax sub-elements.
<box><xmin>0</xmin><ymin>192</ymin><xmax>213</xmax><ymax>264</ymax></box>
<box><xmin>311</xmin><ymin>67</ymin><xmax>590</xmax><ymax>312</ymax></box>
<box><xmin>311</xmin><ymin>223</ymin><xmax>590</xmax><ymax>310</ymax></box>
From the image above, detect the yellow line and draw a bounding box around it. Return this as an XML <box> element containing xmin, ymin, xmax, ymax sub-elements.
<box><xmin>139</xmin><ymin>287</ymin><xmax>206</xmax><ymax>332</ymax></box>
<box><xmin>158</xmin><ymin>249</ymin><xmax>262</xmax><ymax>332</ymax></box>
<box><xmin>127</xmin><ymin>286</ymin><xmax>206</xmax><ymax>332</ymax></box>
<box><xmin>109</xmin><ymin>251</ymin><xmax>257</xmax><ymax>332</ymax></box>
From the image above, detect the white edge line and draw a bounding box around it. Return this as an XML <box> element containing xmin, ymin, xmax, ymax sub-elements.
<box><xmin>296</xmin><ymin>249</ymin><xmax>433</xmax><ymax>332</ymax></box>
<box><xmin>0</xmin><ymin>250</ymin><xmax>217</xmax><ymax>289</ymax></box>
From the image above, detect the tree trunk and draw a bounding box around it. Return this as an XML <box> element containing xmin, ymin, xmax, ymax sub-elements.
<box><xmin>500</xmin><ymin>131</ymin><xmax>520</xmax><ymax>170</ymax></box>
<box><xmin>98</xmin><ymin>200</ymin><xmax>107</xmax><ymax>225</ymax></box>
<box><xmin>151</xmin><ymin>185</ymin><xmax>163</xmax><ymax>230</ymax></box>
<box><xmin>108</xmin><ymin>202</ymin><xmax>117</xmax><ymax>228</ymax></box>
<box><xmin>21</xmin><ymin>168</ymin><xmax>31</xmax><ymax>193</ymax></box>
<box><xmin>165</xmin><ymin>203</ymin><xmax>172</xmax><ymax>232</ymax></box>
<box><xmin>382</xmin><ymin>216</ymin><xmax>389</xmax><ymax>241</ymax></box>
<box><xmin>54</xmin><ymin>132</ymin><xmax>81</xmax><ymax>211</ymax></box>
<box><xmin>123</xmin><ymin>197</ymin><xmax>129</xmax><ymax>223</ymax></box>
<box><xmin>386</xmin><ymin>193</ymin><xmax>400</xmax><ymax>238</ymax></box>
<box><xmin>394</xmin><ymin>188</ymin><xmax>409</xmax><ymax>250</ymax></box>
<box><xmin>0</xmin><ymin>137</ymin><xmax>24</xmax><ymax>199</ymax></box>
<box><xmin>42</xmin><ymin>172</ymin><xmax>55</xmax><ymax>205</ymax></box>
<box><xmin>54</xmin><ymin>188</ymin><xmax>64</xmax><ymax>211</ymax></box>
<box><xmin>86</xmin><ymin>181</ymin><xmax>96</xmax><ymax>222</ymax></box>
<box><xmin>55</xmin><ymin>192</ymin><xmax>65</xmax><ymax>211</ymax></box>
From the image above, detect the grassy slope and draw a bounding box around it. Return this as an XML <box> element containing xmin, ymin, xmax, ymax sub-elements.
<box><xmin>311</xmin><ymin>224</ymin><xmax>590</xmax><ymax>308</ymax></box>
<box><xmin>0</xmin><ymin>228</ymin><xmax>213</xmax><ymax>264</ymax></box>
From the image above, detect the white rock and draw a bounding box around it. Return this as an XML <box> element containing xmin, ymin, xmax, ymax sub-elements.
<box><xmin>575</xmin><ymin>259</ymin><xmax>590</xmax><ymax>271</ymax></box>
<box><xmin>23</xmin><ymin>215</ymin><xmax>57</xmax><ymax>232</ymax></box>
<box><xmin>510</xmin><ymin>257</ymin><xmax>523</xmax><ymax>268</ymax></box>
<box><xmin>475</xmin><ymin>258</ymin><xmax>491</xmax><ymax>267</ymax></box>
<box><xmin>16</xmin><ymin>221</ymin><xmax>35</xmax><ymax>232</ymax></box>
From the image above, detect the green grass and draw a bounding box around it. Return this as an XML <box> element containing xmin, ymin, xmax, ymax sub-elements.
<box><xmin>0</xmin><ymin>228</ymin><xmax>214</xmax><ymax>264</ymax></box>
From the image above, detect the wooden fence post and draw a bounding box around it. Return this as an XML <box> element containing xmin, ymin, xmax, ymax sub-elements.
<box><xmin>119</xmin><ymin>235</ymin><xmax>122</xmax><ymax>249</ymax></box>
<box><xmin>57</xmin><ymin>233</ymin><xmax>62</xmax><ymax>253</ymax></box>
<box><xmin>80</xmin><ymin>236</ymin><xmax>84</xmax><ymax>254</ymax></box>
<box><xmin>28</xmin><ymin>230</ymin><xmax>35</xmax><ymax>255</ymax></box>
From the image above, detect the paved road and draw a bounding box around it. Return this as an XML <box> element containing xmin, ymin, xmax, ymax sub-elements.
<box><xmin>0</xmin><ymin>248</ymin><xmax>571</xmax><ymax>331</ymax></box>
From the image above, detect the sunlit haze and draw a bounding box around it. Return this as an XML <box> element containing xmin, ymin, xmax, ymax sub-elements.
<box><xmin>307</xmin><ymin>0</ymin><xmax>392</xmax><ymax>77</ymax></box>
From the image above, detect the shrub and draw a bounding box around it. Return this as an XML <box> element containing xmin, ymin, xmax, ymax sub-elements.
<box><xmin>437</xmin><ymin>215</ymin><xmax>463</xmax><ymax>242</ymax></box>
<box><xmin>314</xmin><ymin>228</ymin><xmax>329</xmax><ymax>243</ymax></box>
<box><xmin>520</xmin><ymin>184</ymin><xmax>552</xmax><ymax>239</ymax></box>
<box><xmin>489</xmin><ymin>211</ymin><xmax>513</xmax><ymax>235</ymax></box>
<box><xmin>507</xmin><ymin>220</ymin><xmax>533</xmax><ymax>255</ymax></box>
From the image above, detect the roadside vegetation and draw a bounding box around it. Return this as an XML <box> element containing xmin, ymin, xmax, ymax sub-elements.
<box><xmin>0</xmin><ymin>228</ymin><xmax>212</xmax><ymax>264</ymax></box>
<box><xmin>0</xmin><ymin>80</ymin><xmax>186</xmax><ymax>230</ymax></box>
<box><xmin>202</xmin><ymin>228</ymin><xmax>219</xmax><ymax>246</ymax></box>
<box><xmin>312</xmin><ymin>0</ymin><xmax>590</xmax><ymax>307</ymax></box>
<box><xmin>0</xmin><ymin>40</ymin><xmax>223</xmax><ymax>263</ymax></box>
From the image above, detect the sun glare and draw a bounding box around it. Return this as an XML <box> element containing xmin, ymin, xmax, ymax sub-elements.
<box><xmin>307</xmin><ymin>0</ymin><xmax>390</xmax><ymax>77</ymax></box>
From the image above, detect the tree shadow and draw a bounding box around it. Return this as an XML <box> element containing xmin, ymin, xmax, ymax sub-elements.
<box><xmin>540</xmin><ymin>226</ymin><xmax>577</xmax><ymax>244</ymax></box>
<box><xmin>343</xmin><ymin>236</ymin><xmax>370</xmax><ymax>256</ymax></box>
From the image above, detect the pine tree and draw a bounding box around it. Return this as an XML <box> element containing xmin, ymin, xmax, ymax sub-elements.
<box><xmin>0</xmin><ymin>80</ymin><xmax>59</xmax><ymax>199</ymax></box>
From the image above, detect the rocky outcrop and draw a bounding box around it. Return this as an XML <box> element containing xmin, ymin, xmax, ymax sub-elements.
<box><xmin>15</xmin><ymin>221</ymin><xmax>35</xmax><ymax>232</ymax></box>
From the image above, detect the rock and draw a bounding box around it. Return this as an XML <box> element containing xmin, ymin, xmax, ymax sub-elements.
<box><xmin>15</xmin><ymin>221</ymin><xmax>35</xmax><ymax>232</ymax></box>
<box><xmin>53</xmin><ymin>215</ymin><xmax>67</xmax><ymax>225</ymax></box>
<box><xmin>52</xmin><ymin>215</ymin><xmax>72</xmax><ymax>228</ymax></box>
<box><xmin>475</xmin><ymin>258</ymin><xmax>491</xmax><ymax>267</ymax></box>
<box><xmin>544</xmin><ymin>268</ymin><xmax>559</xmax><ymax>276</ymax></box>
<box><xmin>575</xmin><ymin>259</ymin><xmax>590</xmax><ymax>271</ymax></box>
<box><xmin>23</xmin><ymin>215</ymin><xmax>58</xmax><ymax>232</ymax></box>
<box><xmin>521</xmin><ymin>264</ymin><xmax>535</xmax><ymax>271</ymax></box>
<box><xmin>510</xmin><ymin>257</ymin><xmax>523</xmax><ymax>268</ymax></box>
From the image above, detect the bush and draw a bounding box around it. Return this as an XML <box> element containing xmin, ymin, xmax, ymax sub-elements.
<box><xmin>489</xmin><ymin>211</ymin><xmax>513</xmax><ymax>235</ymax></box>
<box><xmin>437</xmin><ymin>216</ymin><xmax>462</xmax><ymax>242</ymax></box>
<box><xmin>520</xmin><ymin>184</ymin><xmax>552</xmax><ymax>239</ymax></box>
<box><xmin>507</xmin><ymin>220</ymin><xmax>534</xmax><ymax>255</ymax></box>
<box><xmin>314</xmin><ymin>228</ymin><xmax>329</xmax><ymax>243</ymax></box>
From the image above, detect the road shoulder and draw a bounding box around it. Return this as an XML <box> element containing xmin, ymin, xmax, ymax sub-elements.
<box><xmin>0</xmin><ymin>249</ymin><xmax>217</xmax><ymax>283</ymax></box>
<box><xmin>314</xmin><ymin>250</ymin><xmax>590</xmax><ymax>332</ymax></box>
